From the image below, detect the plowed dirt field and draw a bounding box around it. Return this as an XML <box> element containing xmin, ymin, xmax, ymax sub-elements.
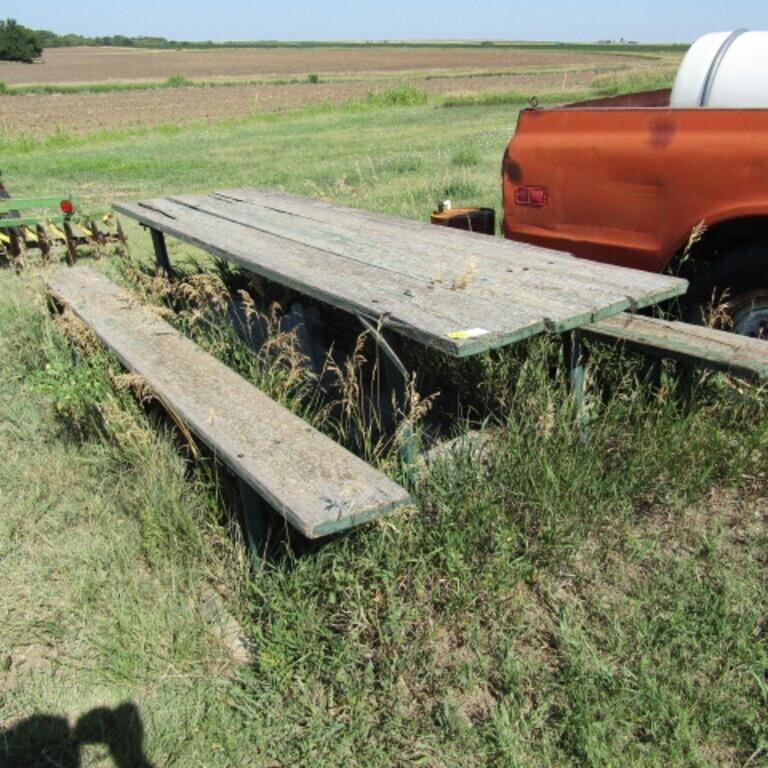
<box><xmin>0</xmin><ymin>46</ymin><xmax>652</xmax><ymax>85</ymax></box>
<box><xmin>0</xmin><ymin>46</ymin><xmax>675</xmax><ymax>138</ymax></box>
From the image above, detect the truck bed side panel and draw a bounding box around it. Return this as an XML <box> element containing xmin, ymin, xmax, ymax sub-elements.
<box><xmin>502</xmin><ymin>108</ymin><xmax>768</xmax><ymax>271</ymax></box>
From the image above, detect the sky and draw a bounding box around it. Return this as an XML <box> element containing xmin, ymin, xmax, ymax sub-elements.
<box><xmin>8</xmin><ymin>0</ymin><xmax>767</xmax><ymax>44</ymax></box>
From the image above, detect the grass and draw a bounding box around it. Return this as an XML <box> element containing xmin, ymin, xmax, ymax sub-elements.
<box><xmin>1</xmin><ymin>76</ymin><xmax>767</xmax><ymax>767</ymax></box>
<box><xmin>0</xmin><ymin>72</ymin><xmax>577</xmax><ymax>97</ymax></box>
<box><xmin>590</xmin><ymin>65</ymin><xmax>678</xmax><ymax>95</ymax></box>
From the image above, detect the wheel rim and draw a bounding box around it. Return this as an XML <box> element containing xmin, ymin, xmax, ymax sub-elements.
<box><xmin>723</xmin><ymin>291</ymin><xmax>768</xmax><ymax>340</ymax></box>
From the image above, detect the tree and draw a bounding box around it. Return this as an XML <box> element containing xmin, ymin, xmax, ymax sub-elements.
<box><xmin>0</xmin><ymin>19</ymin><xmax>43</xmax><ymax>63</ymax></box>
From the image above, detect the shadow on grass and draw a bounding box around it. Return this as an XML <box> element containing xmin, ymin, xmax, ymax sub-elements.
<box><xmin>0</xmin><ymin>702</ymin><xmax>155</xmax><ymax>768</ymax></box>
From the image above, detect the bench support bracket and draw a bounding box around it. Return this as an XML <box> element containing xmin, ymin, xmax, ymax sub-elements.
<box><xmin>237</xmin><ymin>479</ymin><xmax>271</xmax><ymax>558</ymax></box>
<box><xmin>357</xmin><ymin>315</ymin><xmax>420</xmax><ymax>467</ymax></box>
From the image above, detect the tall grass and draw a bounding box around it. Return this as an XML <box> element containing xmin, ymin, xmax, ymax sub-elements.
<box><xmin>590</xmin><ymin>65</ymin><xmax>678</xmax><ymax>95</ymax></box>
<box><xmin>8</xmin><ymin>248</ymin><xmax>764</xmax><ymax>766</ymax></box>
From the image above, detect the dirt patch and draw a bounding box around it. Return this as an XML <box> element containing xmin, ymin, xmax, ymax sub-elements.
<box><xmin>0</xmin><ymin>46</ymin><xmax>655</xmax><ymax>86</ymax></box>
<box><xmin>0</xmin><ymin>46</ymin><xmax>678</xmax><ymax>139</ymax></box>
<box><xmin>0</xmin><ymin>71</ymin><xmax>607</xmax><ymax>139</ymax></box>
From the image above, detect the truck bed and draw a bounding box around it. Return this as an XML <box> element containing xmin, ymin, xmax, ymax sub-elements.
<box><xmin>502</xmin><ymin>91</ymin><xmax>768</xmax><ymax>272</ymax></box>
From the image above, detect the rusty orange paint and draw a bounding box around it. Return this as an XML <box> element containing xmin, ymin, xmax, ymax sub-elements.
<box><xmin>501</xmin><ymin>91</ymin><xmax>768</xmax><ymax>272</ymax></box>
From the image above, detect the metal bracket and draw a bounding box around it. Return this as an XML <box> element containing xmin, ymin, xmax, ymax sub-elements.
<box><xmin>356</xmin><ymin>314</ymin><xmax>420</xmax><ymax>466</ymax></box>
<box><xmin>238</xmin><ymin>479</ymin><xmax>271</xmax><ymax>561</ymax></box>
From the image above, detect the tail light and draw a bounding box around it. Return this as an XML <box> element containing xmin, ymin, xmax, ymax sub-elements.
<box><xmin>60</xmin><ymin>199</ymin><xmax>75</xmax><ymax>215</ymax></box>
<box><xmin>515</xmin><ymin>186</ymin><xmax>548</xmax><ymax>207</ymax></box>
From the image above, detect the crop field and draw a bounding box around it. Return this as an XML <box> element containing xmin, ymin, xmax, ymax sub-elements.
<box><xmin>1</xmin><ymin>44</ymin><xmax>766</xmax><ymax>768</ymax></box>
<box><xmin>0</xmin><ymin>45</ymin><xmax>681</xmax><ymax>137</ymax></box>
<box><xmin>0</xmin><ymin>45</ymin><xmax>662</xmax><ymax>85</ymax></box>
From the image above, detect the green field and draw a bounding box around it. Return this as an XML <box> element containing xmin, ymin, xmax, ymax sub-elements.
<box><xmin>1</xmin><ymin>90</ymin><xmax>767</xmax><ymax>767</ymax></box>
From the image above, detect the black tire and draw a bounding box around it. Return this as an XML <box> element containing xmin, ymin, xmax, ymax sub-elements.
<box><xmin>683</xmin><ymin>241</ymin><xmax>768</xmax><ymax>339</ymax></box>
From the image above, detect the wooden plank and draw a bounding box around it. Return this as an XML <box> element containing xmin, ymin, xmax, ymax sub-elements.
<box><xmin>156</xmin><ymin>194</ymin><xmax>625</xmax><ymax>331</ymax></box>
<box><xmin>114</xmin><ymin>198</ymin><xmax>549</xmax><ymax>356</ymax></box>
<box><xmin>213</xmin><ymin>187</ymin><xmax>686</xmax><ymax>300</ymax></box>
<box><xmin>585</xmin><ymin>312</ymin><xmax>768</xmax><ymax>380</ymax></box>
<box><xmin>46</xmin><ymin>266</ymin><xmax>411</xmax><ymax>539</ymax></box>
<box><xmin>171</xmin><ymin>190</ymin><xmax>684</xmax><ymax>313</ymax></box>
<box><xmin>114</xmin><ymin>189</ymin><xmax>687</xmax><ymax>357</ymax></box>
<box><xmin>170</xmin><ymin>193</ymin><xmax>637</xmax><ymax>318</ymax></box>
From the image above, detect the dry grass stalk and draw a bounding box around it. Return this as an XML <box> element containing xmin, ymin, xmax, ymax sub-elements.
<box><xmin>451</xmin><ymin>261</ymin><xmax>476</xmax><ymax>290</ymax></box>
<box><xmin>398</xmin><ymin>374</ymin><xmax>436</xmax><ymax>431</ymax></box>
<box><xmin>325</xmin><ymin>330</ymin><xmax>370</xmax><ymax>429</ymax></box>
<box><xmin>53</xmin><ymin>308</ymin><xmax>101</xmax><ymax>355</ymax></box>
<box><xmin>678</xmin><ymin>220</ymin><xmax>707</xmax><ymax>270</ymax></box>
<box><xmin>258</xmin><ymin>301</ymin><xmax>319</xmax><ymax>399</ymax></box>
<box><xmin>111</xmin><ymin>370</ymin><xmax>201</xmax><ymax>460</ymax></box>
<box><xmin>237</xmin><ymin>288</ymin><xmax>259</xmax><ymax>325</ymax></box>
<box><xmin>705</xmin><ymin>288</ymin><xmax>734</xmax><ymax>330</ymax></box>
<box><xmin>97</xmin><ymin>394</ymin><xmax>155</xmax><ymax>456</ymax></box>
<box><xmin>168</xmin><ymin>273</ymin><xmax>229</xmax><ymax>320</ymax></box>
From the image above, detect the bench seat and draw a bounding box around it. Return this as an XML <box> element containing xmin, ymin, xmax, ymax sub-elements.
<box><xmin>46</xmin><ymin>266</ymin><xmax>411</xmax><ymax>539</ymax></box>
<box><xmin>585</xmin><ymin>312</ymin><xmax>768</xmax><ymax>380</ymax></box>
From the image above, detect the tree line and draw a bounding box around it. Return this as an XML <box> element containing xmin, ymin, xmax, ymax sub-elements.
<box><xmin>0</xmin><ymin>19</ymin><xmax>43</xmax><ymax>63</ymax></box>
<box><xmin>1</xmin><ymin>19</ymin><xmax>686</xmax><ymax>63</ymax></box>
<box><xmin>0</xmin><ymin>19</ymin><xmax>225</xmax><ymax>62</ymax></box>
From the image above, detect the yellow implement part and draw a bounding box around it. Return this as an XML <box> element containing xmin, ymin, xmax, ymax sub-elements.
<box><xmin>22</xmin><ymin>226</ymin><xmax>39</xmax><ymax>243</ymax></box>
<box><xmin>0</xmin><ymin>231</ymin><xmax>9</xmax><ymax>245</ymax></box>
<box><xmin>47</xmin><ymin>222</ymin><xmax>93</xmax><ymax>240</ymax></box>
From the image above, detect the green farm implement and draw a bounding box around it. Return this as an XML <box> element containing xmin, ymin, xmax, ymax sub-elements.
<box><xmin>0</xmin><ymin>176</ymin><xmax>125</xmax><ymax>267</ymax></box>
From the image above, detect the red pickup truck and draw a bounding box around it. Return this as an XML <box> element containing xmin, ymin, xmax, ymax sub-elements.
<box><xmin>500</xmin><ymin>87</ymin><xmax>768</xmax><ymax>338</ymax></box>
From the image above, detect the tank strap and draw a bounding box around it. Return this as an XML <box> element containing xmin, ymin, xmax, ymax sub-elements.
<box><xmin>699</xmin><ymin>28</ymin><xmax>748</xmax><ymax>106</ymax></box>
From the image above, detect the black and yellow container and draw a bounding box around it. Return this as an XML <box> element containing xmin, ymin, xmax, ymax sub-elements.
<box><xmin>430</xmin><ymin>205</ymin><xmax>496</xmax><ymax>236</ymax></box>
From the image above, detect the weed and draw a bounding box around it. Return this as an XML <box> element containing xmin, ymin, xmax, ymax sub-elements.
<box><xmin>441</xmin><ymin>178</ymin><xmax>480</xmax><ymax>200</ymax></box>
<box><xmin>164</xmin><ymin>74</ymin><xmax>191</xmax><ymax>88</ymax></box>
<box><xmin>364</xmin><ymin>85</ymin><xmax>429</xmax><ymax>107</ymax></box>
<box><xmin>451</xmin><ymin>145</ymin><xmax>480</xmax><ymax>167</ymax></box>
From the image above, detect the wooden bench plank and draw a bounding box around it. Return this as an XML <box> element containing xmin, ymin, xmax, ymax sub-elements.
<box><xmin>46</xmin><ymin>266</ymin><xmax>412</xmax><ymax>539</ymax></box>
<box><xmin>586</xmin><ymin>312</ymin><xmax>768</xmax><ymax>380</ymax></box>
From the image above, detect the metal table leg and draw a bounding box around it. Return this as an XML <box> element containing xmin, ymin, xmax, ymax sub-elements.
<box><xmin>149</xmin><ymin>227</ymin><xmax>175</xmax><ymax>278</ymax></box>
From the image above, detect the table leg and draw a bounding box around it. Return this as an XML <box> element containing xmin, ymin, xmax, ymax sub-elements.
<box><xmin>563</xmin><ymin>329</ymin><xmax>589</xmax><ymax>437</ymax></box>
<box><xmin>149</xmin><ymin>227</ymin><xmax>175</xmax><ymax>278</ymax></box>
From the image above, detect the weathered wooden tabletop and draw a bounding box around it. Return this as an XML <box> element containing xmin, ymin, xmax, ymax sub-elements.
<box><xmin>115</xmin><ymin>187</ymin><xmax>688</xmax><ymax>357</ymax></box>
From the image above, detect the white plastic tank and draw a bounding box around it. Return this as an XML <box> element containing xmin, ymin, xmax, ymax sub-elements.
<box><xmin>671</xmin><ymin>30</ymin><xmax>768</xmax><ymax>108</ymax></box>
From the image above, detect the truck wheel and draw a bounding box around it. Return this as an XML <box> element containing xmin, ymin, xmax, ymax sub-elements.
<box><xmin>684</xmin><ymin>242</ymin><xmax>768</xmax><ymax>340</ymax></box>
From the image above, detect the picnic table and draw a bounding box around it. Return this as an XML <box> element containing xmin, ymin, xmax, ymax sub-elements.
<box><xmin>114</xmin><ymin>187</ymin><xmax>687</xmax><ymax>360</ymax></box>
<box><xmin>52</xmin><ymin>186</ymin><xmax>686</xmax><ymax>545</ymax></box>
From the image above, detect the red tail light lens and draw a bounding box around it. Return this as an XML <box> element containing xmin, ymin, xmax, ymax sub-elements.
<box><xmin>515</xmin><ymin>186</ymin><xmax>548</xmax><ymax>207</ymax></box>
<box><xmin>60</xmin><ymin>200</ymin><xmax>75</xmax><ymax>215</ymax></box>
